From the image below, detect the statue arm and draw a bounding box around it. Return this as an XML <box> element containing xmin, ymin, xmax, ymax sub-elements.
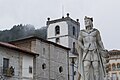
<box><xmin>78</xmin><ymin>31</ymin><xmax>84</xmax><ymax>50</ymax></box>
<box><xmin>96</xmin><ymin>30</ymin><xmax>105</xmax><ymax>49</ymax></box>
<box><xmin>97</xmin><ymin>29</ymin><xmax>108</xmax><ymax>58</ymax></box>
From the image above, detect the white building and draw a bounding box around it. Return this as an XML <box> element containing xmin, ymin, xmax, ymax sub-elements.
<box><xmin>47</xmin><ymin>13</ymin><xmax>80</xmax><ymax>80</ymax></box>
<box><xmin>0</xmin><ymin>42</ymin><xmax>38</xmax><ymax>80</ymax></box>
<box><xmin>10</xmin><ymin>36</ymin><xmax>70</xmax><ymax>80</ymax></box>
<box><xmin>108</xmin><ymin>50</ymin><xmax>120</xmax><ymax>80</ymax></box>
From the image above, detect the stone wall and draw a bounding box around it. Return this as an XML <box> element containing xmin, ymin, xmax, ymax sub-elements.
<box><xmin>10</xmin><ymin>38</ymin><xmax>69</xmax><ymax>80</ymax></box>
<box><xmin>0</xmin><ymin>46</ymin><xmax>21</xmax><ymax>80</ymax></box>
<box><xmin>34</xmin><ymin>39</ymin><xmax>69</xmax><ymax>80</ymax></box>
<box><xmin>0</xmin><ymin>46</ymin><xmax>34</xmax><ymax>80</ymax></box>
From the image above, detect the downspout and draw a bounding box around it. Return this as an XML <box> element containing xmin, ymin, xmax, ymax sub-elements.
<box><xmin>67</xmin><ymin>50</ymin><xmax>70</xmax><ymax>80</ymax></box>
<box><xmin>48</xmin><ymin>44</ymin><xmax>50</xmax><ymax>80</ymax></box>
<box><xmin>33</xmin><ymin>55</ymin><xmax>38</xmax><ymax>80</ymax></box>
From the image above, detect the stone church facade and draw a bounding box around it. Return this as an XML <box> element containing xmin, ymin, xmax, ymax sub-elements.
<box><xmin>10</xmin><ymin>36</ymin><xmax>70</xmax><ymax>80</ymax></box>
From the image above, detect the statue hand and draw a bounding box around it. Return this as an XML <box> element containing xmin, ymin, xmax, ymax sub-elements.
<box><xmin>83</xmin><ymin>47</ymin><xmax>88</xmax><ymax>53</ymax></box>
<box><xmin>100</xmin><ymin>49</ymin><xmax>109</xmax><ymax>58</ymax></box>
<box><xmin>83</xmin><ymin>44</ymin><xmax>91</xmax><ymax>53</ymax></box>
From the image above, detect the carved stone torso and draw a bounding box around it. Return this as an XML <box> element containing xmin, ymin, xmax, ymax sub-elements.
<box><xmin>81</xmin><ymin>28</ymin><xmax>98</xmax><ymax>50</ymax></box>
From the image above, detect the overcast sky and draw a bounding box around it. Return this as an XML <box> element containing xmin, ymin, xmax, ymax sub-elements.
<box><xmin>0</xmin><ymin>0</ymin><xmax>120</xmax><ymax>50</ymax></box>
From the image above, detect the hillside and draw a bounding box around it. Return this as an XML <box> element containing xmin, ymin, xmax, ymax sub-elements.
<box><xmin>0</xmin><ymin>24</ymin><xmax>47</xmax><ymax>42</ymax></box>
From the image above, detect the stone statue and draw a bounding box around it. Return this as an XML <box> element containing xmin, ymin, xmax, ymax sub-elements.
<box><xmin>76</xmin><ymin>16</ymin><xmax>108</xmax><ymax>80</ymax></box>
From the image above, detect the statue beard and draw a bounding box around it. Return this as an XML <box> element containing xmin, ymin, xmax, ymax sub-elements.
<box><xmin>85</xmin><ymin>25</ymin><xmax>93</xmax><ymax>30</ymax></box>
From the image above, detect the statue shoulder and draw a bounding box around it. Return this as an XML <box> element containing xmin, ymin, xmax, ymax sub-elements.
<box><xmin>93</xmin><ymin>28</ymin><xmax>100</xmax><ymax>33</ymax></box>
<box><xmin>79</xmin><ymin>29</ymin><xmax>86</xmax><ymax>35</ymax></box>
<box><xmin>80</xmin><ymin>29</ymin><xmax>86</xmax><ymax>32</ymax></box>
<box><xmin>78</xmin><ymin>29</ymin><xmax>85</xmax><ymax>37</ymax></box>
<box><xmin>93</xmin><ymin>28</ymin><xmax>98</xmax><ymax>31</ymax></box>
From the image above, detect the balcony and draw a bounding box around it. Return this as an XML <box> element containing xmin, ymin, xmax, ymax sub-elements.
<box><xmin>3</xmin><ymin>66</ymin><xmax>14</xmax><ymax>77</ymax></box>
<box><xmin>111</xmin><ymin>68</ymin><xmax>120</xmax><ymax>71</ymax></box>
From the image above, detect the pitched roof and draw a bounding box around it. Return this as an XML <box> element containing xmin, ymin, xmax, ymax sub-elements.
<box><xmin>108</xmin><ymin>50</ymin><xmax>120</xmax><ymax>55</ymax></box>
<box><xmin>0</xmin><ymin>42</ymin><xmax>38</xmax><ymax>56</ymax></box>
<box><xmin>10</xmin><ymin>36</ymin><xmax>70</xmax><ymax>50</ymax></box>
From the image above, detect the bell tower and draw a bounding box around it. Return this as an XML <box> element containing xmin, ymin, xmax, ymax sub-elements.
<box><xmin>47</xmin><ymin>13</ymin><xmax>80</xmax><ymax>47</ymax></box>
<box><xmin>47</xmin><ymin>13</ymin><xmax>80</xmax><ymax>80</ymax></box>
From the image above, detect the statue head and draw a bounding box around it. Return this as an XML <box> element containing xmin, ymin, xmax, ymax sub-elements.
<box><xmin>84</xmin><ymin>16</ymin><xmax>93</xmax><ymax>29</ymax></box>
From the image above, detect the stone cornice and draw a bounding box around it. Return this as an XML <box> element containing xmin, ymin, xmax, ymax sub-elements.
<box><xmin>46</xmin><ymin>17</ymin><xmax>80</xmax><ymax>26</ymax></box>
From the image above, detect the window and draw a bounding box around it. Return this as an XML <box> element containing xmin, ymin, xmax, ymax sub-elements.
<box><xmin>3</xmin><ymin>58</ymin><xmax>9</xmax><ymax>74</ymax></box>
<box><xmin>117</xmin><ymin>63</ymin><xmax>120</xmax><ymax>70</ymax></box>
<box><xmin>42</xmin><ymin>63</ymin><xmax>46</xmax><ymax>70</ymax></box>
<box><xmin>112</xmin><ymin>64</ymin><xmax>116</xmax><ymax>71</ymax></box>
<box><xmin>112</xmin><ymin>73</ymin><xmax>117</xmax><ymax>80</ymax></box>
<box><xmin>73</xmin><ymin>42</ymin><xmax>75</xmax><ymax>53</ymax></box>
<box><xmin>55</xmin><ymin>25</ymin><xmax>60</xmax><ymax>35</ymax></box>
<box><xmin>72</xmin><ymin>42</ymin><xmax>76</xmax><ymax>54</ymax></box>
<box><xmin>74</xmin><ymin>71</ymin><xmax>76</xmax><ymax>75</ymax></box>
<box><xmin>73</xmin><ymin>26</ymin><xmax>75</xmax><ymax>36</ymax></box>
<box><xmin>59</xmin><ymin>66</ymin><xmax>63</xmax><ymax>73</ymax></box>
<box><xmin>29</xmin><ymin>66</ymin><xmax>32</xmax><ymax>73</ymax></box>
<box><xmin>43</xmin><ymin>48</ymin><xmax>45</xmax><ymax>55</ymax></box>
<box><xmin>56</xmin><ymin>38</ymin><xmax>60</xmax><ymax>43</ymax></box>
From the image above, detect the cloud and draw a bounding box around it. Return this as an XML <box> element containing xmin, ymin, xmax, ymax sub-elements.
<box><xmin>0</xmin><ymin>0</ymin><xmax>120</xmax><ymax>49</ymax></box>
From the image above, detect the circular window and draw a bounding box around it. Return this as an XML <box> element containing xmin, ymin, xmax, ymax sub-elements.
<box><xmin>59</xmin><ymin>66</ymin><xmax>63</xmax><ymax>73</ymax></box>
<box><xmin>42</xmin><ymin>63</ymin><xmax>46</xmax><ymax>70</ymax></box>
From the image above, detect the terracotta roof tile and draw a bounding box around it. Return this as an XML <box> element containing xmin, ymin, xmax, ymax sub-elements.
<box><xmin>10</xmin><ymin>36</ymin><xmax>70</xmax><ymax>50</ymax></box>
<box><xmin>0</xmin><ymin>42</ymin><xmax>38</xmax><ymax>56</ymax></box>
<box><xmin>109</xmin><ymin>50</ymin><xmax>120</xmax><ymax>55</ymax></box>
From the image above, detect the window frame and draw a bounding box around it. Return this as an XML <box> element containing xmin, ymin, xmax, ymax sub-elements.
<box><xmin>73</xmin><ymin>26</ymin><xmax>75</xmax><ymax>36</ymax></box>
<box><xmin>56</xmin><ymin>38</ymin><xmax>60</xmax><ymax>43</ymax></box>
<box><xmin>112</xmin><ymin>63</ymin><xmax>116</xmax><ymax>71</ymax></box>
<box><xmin>55</xmin><ymin>25</ymin><xmax>60</xmax><ymax>35</ymax></box>
<box><xmin>29</xmin><ymin>66</ymin><xmax>32</xmax><ymax>74</ymax></box>
<box><xmin>3</xmin><ymin>58</ymin><xmax>9</xmax><ymax>74</ymax></box>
